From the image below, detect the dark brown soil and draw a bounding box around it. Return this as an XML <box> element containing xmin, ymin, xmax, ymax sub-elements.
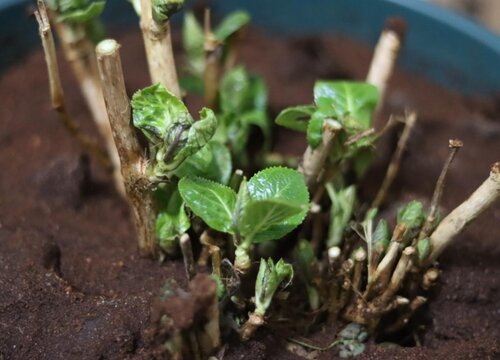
<box><xmin>1</xmin><ymin>26</ymin><xmax>499</xmax><ymax>359</ymax></box>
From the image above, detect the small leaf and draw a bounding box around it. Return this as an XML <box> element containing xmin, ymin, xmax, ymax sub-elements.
<box><xmin>214</xmin><ymin>11</ymin><xmax>250</xmax><ymax>41</ymax></box>
<box><xmin>247</xmin><ymin>167</ymin><xmax>309</xmax><ymax>241</ymax></box>
<box><xmin>58</xmin><ymin>1</ymin><xmax>105</xmax><ymax>23</ymax></box>
<box><xmin>182</xmin><ymin>12</ymin><xmax>205</xmax><ymax>77</ymax></box>
<box><xmin>152</xmin><ymin>0</ymin><xmax>183</xmax><ymax>24</ymax></box>
<box><xmin>154</xmin><ymin>183</ymin><xmax>190</xmax><ymax>254</ymax></box>
<box><xmin>173</xmin><ymin>141</ymin><xmax>232</xmax><ymax>184</ymax></box>
<box><xmin>255</xmin><ymin>258</ymin><xmax>293</xmax><ymax>315</ymax></box>
<box><xmin>397</xmin><ymin>200</ymin><xmax>425</xmax><ymax>231</ymax></box>
<box><xmin>306</xmin><ymin>112</ymin><xmax>325</xmax><ymax>149</ymax></box>
<box><xmin>232</xmin><ymin>177</ymin><xmax>250</xmax><ymax>231</ymax></box>
<box><xmin>417</xmin><ymin>237</ymin><xmax>431</xmax><ymax>263</ymax></box>
<box><xmin>275</xmin><ymin>105</ymin><xmax>315</xmax><ymax>132</ymax></box>
<box><xmin>372</xmin><ymin>219</ymin><xmax>390</xmax><ymax>252</ymax></box>
<box><xmin>178</xmin><ymin>177</ymin><xmax>237</xmax><ymax>233</ymax></box>
<box><xmin>314</xmin><ymin>81</ymin><xmax>379</xmax><ymax>134</ymax></box>
<box><xmin>327</xmin><ymin>184</ymin><xmax>356</xmax><ymax>248</ymax></box>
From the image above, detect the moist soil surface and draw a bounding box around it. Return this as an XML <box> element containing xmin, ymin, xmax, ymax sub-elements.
<box><xmin>1</xmin><ymin>26</ymin><xmax>499</xmax><ymax>359</ymax></box>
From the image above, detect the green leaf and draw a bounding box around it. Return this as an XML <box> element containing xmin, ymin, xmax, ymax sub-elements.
<box><xmin>58</xmin><ymin>1</ymin><xmax>105</xmax><ymax>23</ymax></box>
<box><xmin>132</xmin><ymin>84</ymin><xmax>217</xmax><ymax>174</ymax></box>
<box><xmin>294</xmin><ymin>239</ymin><xmax>316</xmax><ymax>284</ymax></box>
<box><xmin>178</xmin><ymin>177</ymin><xmax>237</xmax><ymax>233</ymax></box>
<box><xmin>179</xmin><ymin>74</ymin><xmax>204</xmax><ymax>95</ymax></box>
<box><xmin>275</xmin><ymin>105</ymin><xmax>315</xmax><ymax>132</ymax></box>
<box><xmin>232</xmin><ymin>177</ymin><xmax>251</xmax><ymax>231</ymax></box>
<box><xmin>214</xmin><ymin>11</ymin><xmax>250</xmax><ymax>41</ymax></box>
<box><xmin>417</xmin><ymin>237</ymin><xmax>431</xmax><ymax>263</ymax></box>
<box><xmin>306</xmin><ymin>112</ymin><xmax>325</xmax><ymax>149</ymax></box>
<box><xmin>220</xmin><ymin>66</ymin><xmax>267</xmax><ymax>114</ymax></box>
<box><xmin>372</xmin><ymin>219</ymin><xmax>390</xmax><ymax>252</ymax></box>
<box><xmin>247</xmin><ymin>167</ymin><xmax>309</xmax><ymax>241</ymax></box>
<box><xmin>327</xmin><ymin>184</ymin><xmax>356</xmax><ymax>247</ymax></box>
<box><xmin>152</xmin><ymin>0</ymin><xmax>184</xmax><ymax>24</ymax></box>
<box><xmin>182</xmin><ymin>12</ymin><xmax>205</xmax><ymax>77</ymax></box>
<box><xmin>173</xmin><ymin>141</ymin><xmax>232</xmax><ymax>184</ymax></box>
<box><xmin>154</xmin><ymin>183</ymin><xmax>190</xmax><ymax>254</ymax></box>
<box><xmin>255</xmin><ymin>258</ymin><xmax>293</xmax><ymax>316</ymax></box>
<box><xmin>314</xmin><ymin>81</ymin><xmax>379</xmax><ymax>134</ymax></box>
<box><xmin>397</xmin><ymin>200</ymin><xmax>425</xmax><ymax>231</ymax></box>
<box><xmin>239</xmin><ymin>199</ymin><xmax>305</xmax><ymax>242</ymax></box>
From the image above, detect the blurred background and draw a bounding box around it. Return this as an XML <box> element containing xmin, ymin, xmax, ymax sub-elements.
<box><xmin>431</xmin><ymin>0</ymin><xmax>499</xmax><ymax>33</ymax></box>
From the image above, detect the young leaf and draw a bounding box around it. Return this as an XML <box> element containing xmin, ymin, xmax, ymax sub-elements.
<box><xmin>417</xmin><ymin>237</ymin><xmax>431</xmax><ymax>263</ymax></box>
<box><xmin>178</xmin><ymin>177</ymin><xmax>237</xmax><ymax>233</ymax></box>
<box><xmin>239</xmin><ymin>199</ymin><xmax>305</xmax><ymax>242</ymax></box>
<box><xmin>294</xmin><ymin>239</ymin><xmax>320</xmax><ymax>310</ymax></box>
<box><xmin>214</xmin><ymin>11</ymin><xmax>250</xmax><ymax>41</ymax></box>
<box><xmin>182</xmin><ymin>11</ymin><xmax>205</xmax><ymax>77</ymax></box>
<box><xmin>254</xmin><ymin>258</ymin><xmax>293</xmax><ymax>316</ymax></box>
<box><xmin>327</xmin><ymin>184</ymin><xmax>356</xmax><ymax>248</ymax></box>
<box><xmin>314</xmin><ymin>81</ymin><xmax>379</xmax><ymax>133</ymax></box>
<box><xmin>247</xmin><ymin>167</ymin><xmax>310</xmax><ymax>241</ymax></box>
<box><xmin>57</xmin><ymin>1</ymin><xmax>105</xmax><ymax>23</ymax></box>
<box><xmin>397</xmin><ymin>200</ymin><xmax>425</xmax><ymax>231</ymax></box>
<box><xmin>154</xmin><ymin>183</ymin><xmax>190</xmax><ymax>254</ymax></box>
<box><xmin>275</xmin><ymin>105</ymin><xmax>315</xmax><ymax>132</ymax></box>
<box><xmin>306</xmin><ymin>113</ymin><xmax>325</xmax><ymax>149</ymax></box>
<box><xmin>152</xmin><ymin>0</ymin><xmax>184</xmax><ymax>24</ymax></box>
<box><xmin>372</xmin><ymin>219</ymin><xmax>390</xmax><ymax>252</ymax></box>
<box><xmin>173</xmin><ymin>141</ymin><xmax>232</xmax><ymax>184</ymax></box>
<box><xmin>132</xmin><ymin>84</ymin><xmax>217</xmax><ymax>174</ymax></box>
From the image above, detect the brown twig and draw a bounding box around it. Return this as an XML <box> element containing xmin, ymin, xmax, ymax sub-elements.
<box><xmin>140</xmin><ymin>0</ymin><xmax>181</xmax><ymax>97</ymax></box>
<box><xmin>35</xmin><ymin>0</ymin><xmax>111</xmax><ymax>169</ymax></box>
<box><xmin>180</xmin><ymin>233</ymin><xmax>196</xmax><ymax>280</ymax></box>
<box><xmin>96</xmin><ymin>39</ymin><xmax>158</xmax><ymax>258</ymax></box>
<box><xmin>371</xmin><ymin>112</ymin><xmax>417</xmax><ymax>209</ymax></box>
<box><xmin>203</xmin><ymin>8</ymin><xmax>221</xmax><ymax>109</ymax></box>
<box><xmin>418</xmin><ymin>139</ymin><xmax>463</xmax><ymax>240</ymax></box>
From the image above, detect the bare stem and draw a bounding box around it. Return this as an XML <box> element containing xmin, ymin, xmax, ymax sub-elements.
<box><xmin>424</xmin><ymin>163</ymin><xmax>500</xmax><ymax>266</ymax></box>
<box><xmin>35</xmin><ymin>0</ymin><xmax>110</xmax><ymax>169</ymax></box>
<box><xmin>372</xmin><ymin>112</ymin><xmax>417</xmax><ymax>209</ymax></box>
<box><xmin>299</xmin><ymin>120</ymin><xmax>341</xmax><ymax>190</ymax></box>
<box><xmin>51</xmin><ymin>13</ymin><xmax>123</xmax><ymax>193</ymax></box>
<box><xmin>366</xmin><ymin>17</ymin><xmax>406</xmax><ymax>105</ymax></box>
<box><xmin>203</xmin><ymin>8</ymin><xmax>221</xmax><ymax>109</ymax></box>
<box><xmin>418</xmin><ymin>139</ymin><xmax>463</xmax><ymax>239</ymax></box>
<box><xmin>240</xmin><ymin>312</ymin><xmax>265</xmax><ymax>341</ymax></box>
<box><xmin>96</xmin><ymin>39</ymin><xmax>158</xmax><ymax>258</ymax></box>
<box><xmin>140</xmin><ymin>0</ymin><xmax>181</xmax><ymax>97</ymax></box>
<box><xmin>180</xmin><ymin>233</ymin><xmax>196</xmax><ymax>280</ymax></box>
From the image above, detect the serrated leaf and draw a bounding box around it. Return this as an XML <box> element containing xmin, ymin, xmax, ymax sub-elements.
<box><xmin>173</xmin><ymin>141</ymin><xmax>232</xmax><ymax>184</ymax></box>
<box><xmin>214</xmin><ymin>11</ymin><xmax>250</xmax><ymax>41</ymax></box>
<box><xmin>58</xmin><ymin>1</ymin><xmax>105</xmax><ymax>23</ymax></box>
<box><xmin>132</xmin><ymin>84</ymin><xmax>217</xmax><ymax>175</ymax></box>
<box><xmin>239</xmin><ymin>199</ymin><xmax>305</xmax><ymax>241</ymax></box>
<box><xmin>232</xmin><ymin>177</ymin><xmax>250</xmax><ymax>231</ymax></box>
<box><xmin>154</xmin><ymin>183</ymin><xmax>190</xmax><ymax>254</ymax></box>
<box><xmin>247</xmin><ymin>167</ymin><xmax>309</xmax><ymax>241</ymax></box>
<box><xmin>178</xmin><ymin>177</ymin><xmax>237</xmax><ymax>233</ymax></box>
<box><xmin>275</xmin><ymin>105</ymin><xmax>315</xmax><ymax>132</ymax></box>
<box><xmin>314</xmin><ymin>81</ymin><xmax>378</xmax><ymax>134</ymax></box>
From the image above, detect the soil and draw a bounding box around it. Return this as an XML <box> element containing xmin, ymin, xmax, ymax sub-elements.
<box><xmin>1</xmin><ymin>24</ymin><xmax>499</xmax><ymax>360</ymax></box>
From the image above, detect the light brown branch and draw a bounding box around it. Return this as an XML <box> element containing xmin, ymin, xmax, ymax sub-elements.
<box><xmin>203</xmin><ymin>8</ymin><xmax>221</xmax><ymax>109</ymax></box>
<box><xmin>35</xmin><ymin>0</ymin><xmax>111</xmax><ymax>169</ymax></box>
<box><xmin>424</xmin><ymin>163</ymin><xmax>500</xmax><ymax>266</ymax></box>
<box><xmin>140</xmin><ymin>0</ymin><xmax>181</xmax><ymax>97</ymax></box>
<box><xmin>96</xmin><ymin>39</ymin><xmax>158</xmax><ymax>258</ymax></box>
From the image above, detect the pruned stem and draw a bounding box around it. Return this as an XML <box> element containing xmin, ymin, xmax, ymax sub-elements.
<box><xmin>377</xmin><ymin>246</ymin><xmax>415</xmax><ymax>305</ymax></box>
<box><xmin>240</xmin><ymin>312</ymin><xmax>265</xmax><ymax>341</ymax></box>
<box><xmin>366</xmin><ymin>17</ymin><xmax>406</xmax><ymax>104</ymax></box>
<box><xmin>372</xmin><ymin>112</ymin><xmax>417</xmax><ymax>209</ymax></box>
<box><xmin>180</xmin><ymin>233</ymin><xmax>196</xmax><ymax>280</ymax></box>
<box><xmin>203</xmin><ymin>8</ymin><xmax>221</xmax><ymax>109</ymax></box>
<box><xmin>35</xmin><ymin>0</ymin><xmax>110</xmax><ymax>169</ymax></box>
<box><xmin>424</xmin><ymin>163</ymin><xmax>500</xmax><ymax>266</ymax></box>
<box><xmin>418</xmin><ymin>139</ymin><xmax>463</xmax><ymax>240</ymax></box>
<box><xmin>385</xmin><ymin>296</ymin><xmax>427</xmax><ymax>333</ymax></box>
<box><xmin>140</xmin><ymin>0</ymin><xmax>181</xmax><ymax>97</ymax></box>
<box><xmin>96</xmin><ymin>39</ymin><xmax>158</xmax><ymax>258</ymax></box>
<box><xmin>299</xmin><ymin>120</ymin><xmax>341</xmax><ymax>190</ymax></box>
<box><xmin>51</xmin><ymin>14</ymin><xmax>123</xmax><ymax>194</ymax></box>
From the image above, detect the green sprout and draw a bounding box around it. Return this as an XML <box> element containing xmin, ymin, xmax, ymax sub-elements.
<box><xmin>178</xmin><ymin>167</ymin><xmax>310</xmax><ymax>273</ymax></box>
<box><xmin>326</xmin><ymin>184</ymin><xmax>356</xmax><ymax>248</ymax></box>
<box><xmin>294</xmin><ymin>239</ymin><xmax>320</xmax><ymax>310</ymax></box>
<box><xmin>240</xmin><ymin>258</ymin><xmax>293</xmax><ymax>340</ymax></box>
